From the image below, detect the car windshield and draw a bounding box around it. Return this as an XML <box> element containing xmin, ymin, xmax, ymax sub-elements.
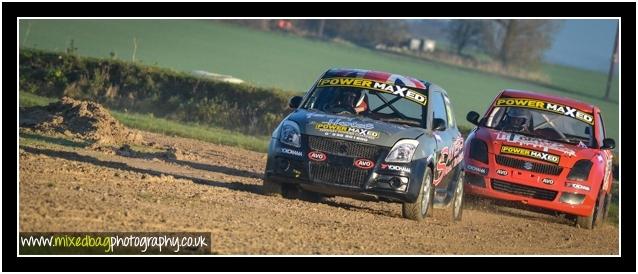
<box><xmin>485</xmin><ymin>106</ymin><xmax>595</xmax><ymax>147</ymax></box>
<box><xmin>301</xmin><ymin>79</ymin><xmax>427</xmax><ymax>128</ymax></box>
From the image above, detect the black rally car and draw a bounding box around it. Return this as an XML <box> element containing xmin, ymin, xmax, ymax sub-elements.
<box><xmin>263</xmin><ymin>68</ymin><xmax>465</xmax><ymax>221</ymax></box>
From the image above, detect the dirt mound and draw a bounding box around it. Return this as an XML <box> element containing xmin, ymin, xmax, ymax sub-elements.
<box><xmin>19</xmin><ymin>97</ymin><xmax>143</xmax><ymax>147</ymax></box>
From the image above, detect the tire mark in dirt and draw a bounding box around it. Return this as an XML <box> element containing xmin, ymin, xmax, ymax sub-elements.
<box><xmin>19</xmin><ymin>131</ymin><xmax>619</xmax><ymax>255</ymax></box>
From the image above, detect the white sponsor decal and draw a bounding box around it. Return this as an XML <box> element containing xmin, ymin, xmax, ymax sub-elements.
<box><xmin>602</xmin><ymin>153</ymin><xmax>613</xmax><ymax>191</ymax></box>
<box><xmin>306</xmin><ymin>112</ymin><xmax>408</xmax><ymax>130</ymax></box>
<box><xmin>308</xmin><ymin>151</ymin><xmax>327</xmax><ymax>161</ymax></box>
<box><xmin>545</xmin><ymin>103</ymin><xmax>593</xmax><ymax>124</ymax></box>
<box><xmin>566</xmin><ymin>182</ymin><xmax>591</xmax><ymax>191</ymax></box>
<box><xmin>541</xmin><ymin>178</ymin><xmax>554</xmax><ymax>185</ymax></box>
<box><xmin>495</xmin><ymin>132</ymin><xmax>576</xmax><ymax>157</ymax></box>
<box><xmin>281</xmin><ymin>148</ymin><xmax>303</xmax><ymax>157</ymax></box>
<box><xmin>326</xmin><ymin>118</ymin><xmax>374</xmax><ymax>130</ymax></box>
<box><xmin>381</xmin><ymin>163</ymin><xmax>411</xmax><ymax>173</ymax></box>
<box><xmin>354</xmin><ymin>159</ymin><xmax>375</xmax><ymax>169</ymax></box>
<box><xmin>534</xmin><ymin>151</ymin><xmax>558</xmax><ymax>163</ymax></box>
<box><xmin>496</xmin><ymin>169</ymin><xmax>508</xmax><ymax>176</ymax></box>
<box><xmin>466</xmin><ymin>164</ymin><xmax>487</xmax><ymax>175</ymax></box>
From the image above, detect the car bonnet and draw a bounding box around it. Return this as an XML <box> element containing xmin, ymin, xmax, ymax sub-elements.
<box><xmin>289</xmin><ymin>109</ymin><xmax>425</xmax><ymax>147</ymax></box>
<box><xmin>476</xmin><ymin>128</ymin><xmax>598</xmax><ymax>167</ymax></box>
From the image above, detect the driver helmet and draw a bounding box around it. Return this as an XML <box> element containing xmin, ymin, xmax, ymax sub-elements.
<box><xmin>337</xmin><ymin>89</ymin><xmax>367</xmax><ymax>114</ymax></box>
<box><xmin>503</xmin><ymin>107</ymin><xmax>532</xmax><ymax>132</ymax></box>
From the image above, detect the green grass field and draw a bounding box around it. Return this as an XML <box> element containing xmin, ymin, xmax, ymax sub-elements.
<box><xmin>18</xmin><ymin>19</ymin><xmax>619</xmax><ymax>145</ymax></box>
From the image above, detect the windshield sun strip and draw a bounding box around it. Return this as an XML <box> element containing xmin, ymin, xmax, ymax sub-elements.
<box><xmin>485</xmin><ymin>106</ymin><xmax>594</xmax><ymax>147</ymax></box>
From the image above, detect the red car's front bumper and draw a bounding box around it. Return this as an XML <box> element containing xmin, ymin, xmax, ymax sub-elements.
<box><xmin>463</xmin><ymin>156</ymin><xmax>596</xmax><ymax>217</ymax></box>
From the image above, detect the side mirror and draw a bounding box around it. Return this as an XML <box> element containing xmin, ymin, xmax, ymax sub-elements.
<box><xmin>601</xmin><ymin>138</ymin><xmax>615</xmax><ymax>150</ymax></box>
<box><xmin>288</xmin><ymin>96</ymin><xmax>302</xmax><ymax>109</ymax></box>
<box><xmin>432</xmin><ymin>118</ymin><xmax>447</xmax><ymax>131</ymax></box>
<box><xmin>466</xmin><ymin>111</ymin><xmax>480</xmax><ymax>126</ymax></box>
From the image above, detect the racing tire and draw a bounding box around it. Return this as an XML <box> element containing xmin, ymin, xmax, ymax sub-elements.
<box><xmin>298</xmin><ymin>189</ymin><xmax>326</xmax><ymax>203</ymax></box>
<box><xmin>262</xmin><ymin>178</ymin><xmax>283</xmax><ymax>196</ymax></box>
<box><xmin>576</xmin><ymin>189</ymin><xmax>605</xmax><ymax>229</ymax></box>
<box><xmin>602</xmin><ymin>191</ymin><xmax>612</xmax><ymax>222</ymax></box>
<box><xmin>445</xmin><ymin>170</ymin><xmax>464</xmax><ymax>222</ymax></box>
<box><xmin>402</xmin><ymin>168</ymin><xmax>434</xmax><ymax>221</ymax></box>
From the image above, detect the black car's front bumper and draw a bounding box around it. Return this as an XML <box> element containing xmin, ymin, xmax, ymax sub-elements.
<box><xmin>265</xmin><ymin>137</ymin><xmax>425</xmax><ymax>203</ymax></box>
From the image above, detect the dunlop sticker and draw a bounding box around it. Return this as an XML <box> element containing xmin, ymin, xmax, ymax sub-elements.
<box><xmin>317</xmin><ymin>77</ymin><xmax>427</xmax><ymax>106</ymax></box>
<box><xmin>500</xmin><ymin>145</ymin><xmax>561</xmax><ymax>164</ymax></box>
<box><xmin>494</xmin><ymin>98</ymin><xmax>594</xmax><ymax>125</ymax></box>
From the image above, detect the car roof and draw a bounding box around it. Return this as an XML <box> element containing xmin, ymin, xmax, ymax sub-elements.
<box><xmin>499</xmin><ymin>89</ymin><xmax>597</xmax><ymax>112</ymax></box>
<box><xmin>324</xmin><ymin>68</ymin><xmax>441</xmax><ymax>93</ymax></box>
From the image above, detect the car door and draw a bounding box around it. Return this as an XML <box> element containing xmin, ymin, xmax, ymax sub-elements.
<box><xmin>596</xmin><ymin>112</ymin><xmax>614</xmax><ymax>194</ymax></box>
<box><xmin>443</xmin><ymin>94</ymin><xmax>464</xmax><ymax>176</ymax></box>
<box><xmin>429</xmin><ymin>91</ymin><xmax>454</xmax><ymax>187</ymax></box>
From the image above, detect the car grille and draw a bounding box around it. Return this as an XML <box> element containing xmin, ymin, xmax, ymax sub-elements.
<box><xmin>495</xmin><ymin>154</ymin><xmax>563</xmax><ymax>175</ymax></box>
<box><xmin>308</xmin><ymin>162</ymin><xmax>369</xmax><ymax>187</ymax></box>
<box><xmin>307</xmin><ymin>135</ymin><xmax>388</xmax><ymax>159</ymax></box>
<box><xmin>491</xmin><ymin>179</ymin><xmax>558</xmax><ymax>201</ymax></box>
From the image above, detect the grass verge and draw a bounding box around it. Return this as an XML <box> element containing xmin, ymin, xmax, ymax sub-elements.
<box><xmin>19</xmin><ymin>91</ymin><xmax>270</xmax><ymax>152</ymax></box>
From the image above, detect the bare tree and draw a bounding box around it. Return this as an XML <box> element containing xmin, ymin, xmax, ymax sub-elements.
<box><xmin>448</xmin><ymin>20</ymin><xmax>484</xmax><ymax>56</ymax></box>
<box><xmin>318</xmin><ymin>19</ymin><xmax>325</xmax><ymax>38</ymax></box>
<box><xmin>483</xmin><ymin>19</ymin><xmax>561</xmax><ymax>68</ymax></box>
<box><xmin>322</xmin><ymin>20</ymin><xmax>409</xmax><ymax>47</ymax></box>
<box><xmin>604</xmin><ymin>22</ymin><xmax>619</xmax><ymax>100</ymax></box>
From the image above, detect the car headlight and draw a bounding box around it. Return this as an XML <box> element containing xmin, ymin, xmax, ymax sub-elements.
<box><xmin>279</xmin><ymin>120</ymin><xmax>301</xmax><ymax>148</ymax></box>
<box><xmin>567</xmin><ymin>160</ymin><xmax>593</xmax><ymax>181</ymax></box>
<box><xmin>469</xmin><ymin>138</ymin><xmax>489</xmax><ymax>164</ymax></box>
<box><xmin>385</xmin><ymin>140</ymin><xmax>419</xmax><ymax>163</ymax></box>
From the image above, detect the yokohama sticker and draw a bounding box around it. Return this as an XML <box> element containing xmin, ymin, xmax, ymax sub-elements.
<box><xmin>380</xmin><ymin>163</ymin><xmax>411</xmax><ymax>173</ymax></box>
<box><xmin>466</xmin><ymin>164</ymin><xmax>488</xmax><ymax>175</ymax></box>
<box><xmin>308</xmin><ymin>151</ymin><xmax>327</xmax><ymax>162</ymax></box>
<box><xmin>280</xmin><ymin>148</ymin><xmax>303</xmax><ymax>157</ymax></box>
<box><xmin>566</xmin><ymin>182</ymin><xmax>591</xmax><ymax>191</ymax></box>
<box><xmin>354</xmin><ymin>158</ymin><xmax>375</xmax><ymax>169</ymax></box>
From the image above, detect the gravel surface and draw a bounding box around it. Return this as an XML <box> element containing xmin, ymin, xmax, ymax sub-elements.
<box><xmin>19</xmin><ymin>131</ymin><xmax>619</xmax><ymax>255</ymax></box>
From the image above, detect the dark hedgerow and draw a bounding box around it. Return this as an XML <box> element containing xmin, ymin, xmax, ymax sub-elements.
<box><xmin>19</xmin><ymin>49</ymin><xmax>292</xmax><ymax>136</ymax></box>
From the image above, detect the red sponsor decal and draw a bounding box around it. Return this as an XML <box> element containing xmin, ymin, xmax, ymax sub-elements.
<box><xmin>354</xmin><ymin>158</ymin><xmax>375</xmax><ymax>169</ymax></box>
<box><xmin>308</xmin><ymin>151</ymin><xmax>327</xmax><ymax>162</ymax></box>
<box><xmin>434</xmin><ymin>147</ymin><xmax>449</xmax><ymax>185</ymax></box>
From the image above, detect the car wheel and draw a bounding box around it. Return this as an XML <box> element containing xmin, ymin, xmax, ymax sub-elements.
<box><xmin>602</xmin><ymin>191</ymin><xmax>612</xmax><ymax>222</ymax></box>
<box><xmin>576</xmin><ymin>189</ymin><xmax>605</xmax><ymax>229</ymax></box>
<box><xmin>262</xmin><ymin>178</ymin><xmax>283</xmax><ymax>196</ymax></box>
<box><xmin>402</xmin><ymin>168</ymin><xmax>434</xmax><ymax>221</ymax></box>
<box><xmin>447</xmin><ymin>170</ymin><xmax>464</xmax><ymax>222</ymax></box>
<box><xmin>299</xmin><ymin>189</ymin><xmax>326</xmax><ymax>203</ymax></box>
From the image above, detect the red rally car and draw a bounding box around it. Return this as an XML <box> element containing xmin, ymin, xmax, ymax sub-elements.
<box><xmin>463</xmin><ymin>89</ymin><xmax>616</xmax><ymax>229</ymax></box>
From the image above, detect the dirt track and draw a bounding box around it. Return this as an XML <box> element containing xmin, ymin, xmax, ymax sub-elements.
<box><xmin>19</xmin><ymin>130</ymin><xmax>619</xmax><ymax>255</ymax></box>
